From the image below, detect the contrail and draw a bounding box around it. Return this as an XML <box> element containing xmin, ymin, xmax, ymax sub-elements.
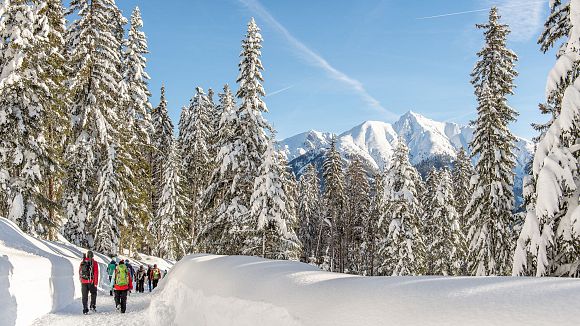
<box><xmin>416</xmin><ymin>0</ymin><xmax>547</xmax><ymax>20</ymax></box>
<box><xmin>266</xmin><ymin>85</ymin><xmax>294</xmax><ymax>98</ymax></box>
<box><xmin>238</xmin><ymin>0</ymin><xmax>399</xmax><ymax>120</ymax></box>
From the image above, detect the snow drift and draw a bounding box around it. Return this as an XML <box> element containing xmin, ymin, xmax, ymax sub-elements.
<box><xmin>151</xmin><ymin>254</ymin><xmax>580</xmax><ymax>326</ymax></box>
<box><xmin>0</xmin><ymin>217</ymin><xmax>172</xmax><ymax>326</ymax></box>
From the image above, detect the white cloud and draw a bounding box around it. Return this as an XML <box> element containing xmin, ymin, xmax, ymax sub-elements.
<box><xmin>238</xmin><ymin>0</ymin><xmax>399</xmax><ymax>120</ymax></box>
<box><xmin>484</xmin><ymin>0</ymin><xmax>547</xmax><ymax>41</ymax></box>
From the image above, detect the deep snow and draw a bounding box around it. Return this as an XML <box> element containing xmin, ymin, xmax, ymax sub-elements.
<box><xmin>152</xmin><ymin>254</ymin><xmax>580</xmax><ymax>326</ymax></box>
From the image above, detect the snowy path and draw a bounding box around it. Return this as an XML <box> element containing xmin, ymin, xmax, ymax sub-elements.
<box><xmin>31</xmin><ymin>290</ymin><xmax>152</xmax><ymax>326</ymax></box>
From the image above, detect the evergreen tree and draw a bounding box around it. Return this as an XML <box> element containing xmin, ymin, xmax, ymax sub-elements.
<box><xmin>322</xmin><ymin>137</ymin><xmax>346</xmax><ymax>272</ymax></box>
<box><xmin>428</xmin><ymin>169</ymin><xmax>463</xmax><ymax>275</ymax></box>
<box><xmin>451</xmin><ymin>149</ymin><xmax>473</xmax><ymax>274</ymax></box>
<box><xmin>179</xmin><ymin>87</ymin><xmax>213</xmax><ymax>249</ymax></box>
<box><xmin>150</xmin><ymin>85</ymin><xmax>174</xmax><ymax>252</ymax></box>
<box><xmin>156</xmin><ymin>140</ymin><xmax>188</xmax><ymax>260</ymax></box>
<box><xmin>198</xmin><ymin>84</ymin><xmax>239</xmax><ymax>254</ymax></box>
<box><xmin>248</xmin><ymin>138</ymin><xmax>299</xmax><ymax>260</ymax></box>
<box><xmin>297</xmin><ymin>163</ymin><xmax>321</xmax><ymax>263</ymax></box>
<box><xmin>466</xmin><ymin>7</ymin><xmax>518</xmax><ymax>276</ymax></box>
<box><xmin>422</xmin><ymin>168</ymin><xmax>441</xmax><ymax>275</ymax></box>
<box><xmin>378</xmin><ymin>140</ymin><xmax>424</xmax><ymax>276</ymax></box>
<box><xmin>38</xmin><ymin>0</ymin><xmax>70</xmax><ymax>239</ymax></box>
<box><xmin>452</xmin><ymin>148</ymin><xmax>475</xmax><ymax>227</ymax></box>
<box><xmin>120</xmin><ymin>6</ymin><xmax>154</xmax><ymax>254</ymax></box>
<box><xmin>344</xmin><ymin>158</ymin><xmax>370</xmax><ymax>274</ymax></box>
<box><xmin>364</xmin><ymin>172</ymin><xmax>384</xmax><ymax>276</ymax></box>
<box><xmin>63</xmin><ymin>0</ymin><xmax>127</xmax><ymax>253</ymax></box>
<box><xmin>0</xmin><ymin>0</ymin><xmax>53</xmax><ymax>236</ymax></box>
<box><xmin>198</xmin><ymin>19</ymin><xmax>270</xmax><ymax>255</ymax></box>
<box><xmin>514</xmin><ymin>0</ymin><xmax>580</xmax><ymax>277</ymax></box>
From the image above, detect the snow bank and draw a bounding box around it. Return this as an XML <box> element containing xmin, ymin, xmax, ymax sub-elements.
<box><xmin>151</xmin><ymin>254</ymin><xmax>580</xmax><ymax>326</ymax></box>
<box><xmin>0</xmin><ymin>218</ymin><xmax>172</xmax><ymax>326</ymax></box>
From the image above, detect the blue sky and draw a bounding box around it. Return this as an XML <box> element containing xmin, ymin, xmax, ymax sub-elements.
<box><xmin>115</xmin><ymin>0</ymin><xmax>554</xmax><ymax>139</ymax></box>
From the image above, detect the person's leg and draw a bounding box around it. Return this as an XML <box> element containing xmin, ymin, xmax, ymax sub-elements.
<box><xmin>109</xmin><ymin>275</ymin><xmax>113</xmax><ymax>296</ymax></box>
<box><xmin>148</xmin><ymin>279</ymin><xmax>151</xmax><ymax>292</ymax></box>
<box><xmin>81</xmin><ymin>283</ymin><xmax>89</xmax><ymax>313</ymax></box>
<box><xmin>120</xmin><ymin>290</ymin><xmax>128</xmax><ymax>313</ymax></box>
<box><xmin>89</xmin><ymin>283</ymin><xmax>97</xmax><ymax>310</ymax></box>
<box><xmin>114</xmin><ymin>290</ymin><xmax>120</xmax><ymax>309</ymax></box>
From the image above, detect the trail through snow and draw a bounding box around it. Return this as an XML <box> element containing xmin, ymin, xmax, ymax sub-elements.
<box><xmin>31</xmin><ymin>290</ymin><xmax>152</xmax><ymax>326</ymax></box>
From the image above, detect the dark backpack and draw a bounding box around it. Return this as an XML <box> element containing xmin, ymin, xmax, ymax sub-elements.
<box><xmin>81</xmin><ymin>260</ymin><xmax>93</xmax><ymax>281</ymax></box>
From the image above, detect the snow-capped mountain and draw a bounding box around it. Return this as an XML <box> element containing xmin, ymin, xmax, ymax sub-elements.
<box><xmin>279</xmin><ymin>110</ymin><xmax>534</xmax><ymax>203</ymax></box>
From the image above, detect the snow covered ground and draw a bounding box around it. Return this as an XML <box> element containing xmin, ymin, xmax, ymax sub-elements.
<box><xmin>152</xmin><ymin>254</ymin><xmax>580</xmax><ymax>326</ymax></box>
<box><xmin>31</xmin><ymin>290</ymin><xmax>152</xmax><ymax>326</ymax></box>
<box><xmin>2</xmin><ymin>217</ymin><xmax>580</xmax><ymax>326</ymax></box>
<box><xmin>0</xmin><ymin>217</ymin><xmax>172</xmax><ymax>326</ymax></box>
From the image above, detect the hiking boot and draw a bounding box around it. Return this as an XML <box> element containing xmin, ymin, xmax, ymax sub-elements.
<box><xmin>116</xmin><ymin>304</ymin><xmax>121</xmax><ymax>311</ymax></box>
<box><xmin>83</xmin><ymin>309</ymin><xmax>89</xmax><ymax>315</ymax></box>
<box><xmin>90</xmin><ymin>306</ymin><xmax>96</xmax><ymax>312</ymax></box>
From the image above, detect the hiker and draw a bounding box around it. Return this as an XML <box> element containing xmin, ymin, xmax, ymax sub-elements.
<box><xmin>79</xmin><ymin>250</ymin><xmax>99</xmax><ymax>315</ymax></box>
<box><xmin>107</xmin><ymin>258</ymin><xmax>117</xmax><ymax>296</ymax></box>
<box><xmin>125</xmin><ymin>259</ymin><xmax>135</xmax><ymax>290</ymax></box>
<box><xmin>146</xmin><ymin>265</ymin><xmax>152</xmax><ymax>292</ymax></box>
<box><xmin>150</xmin><ymin>264</ymin><xmax>161</xmax><ymax>290</ymax></box>
<box><xmin>136</xmin><ymin>265</ymin><xmax>146</xmax><ymax>293</ymax></box>
<box><xmin>111</xmin><ymin>259</ymin><xmax>133</xmax><ymax>313</ymax></box>
<box><xmin>163</xmin><ymin>270</ymin><xmax>168</xmax><ymax>278</ymax></box>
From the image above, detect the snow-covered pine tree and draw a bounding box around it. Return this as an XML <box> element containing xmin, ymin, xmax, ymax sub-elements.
<box><xmin>297</xmin><ymin>163</ymin><xmax>321</xmax><ymax>263</ymax></box>
<box><xmin>197</xmin><ymin>85</ymin><xmax>239</xmax><ymax>254</ymax></box>
<box><xmin>322</xmin><ymin>137</ymin><xmax>346</xmax><ymax>272</ymax></box>
<box><xmin>248</xmin><ymin>137</ymin><xmax>300</xmax><ymax>260</ymax></box>
<box><xmin>466</xmin><ymin>7</ymin><xmax>519</xmax><ymax>276</ymax></box>
<box><xmin>63</xmin><ymin>0</ymin><xmax>127</xmax><ymax>253</ymax></box>
<box><xmin>451</xmin><ymin>149</ymin><xmax>473</xmax><ymax>274</ymax></box>
<box><xmin>156</xmin><ymin>139</ymin><xmax>188</xmax><ymax>260</ymax></box>
<box><xmin>120</xmin><ymin>6</ymin><xmax>154</xmax><ymax>254</ymax></box>
<box><xmin>179</xmin><ymin>87</ymin><xmax>213</xmax><ymax>250</ymax></box>
<box><xmin>150</xmin><ymin>85</ymin><xmax>174</xmax><ymax>253</ymax></box>
<box><xmin>364</xmin><ymin>172</ymin><xmax>384</xmax><ymax>276</ymax></box>
<box><xmin>514</xmin><ymin>0</ymin><xmax>580</xmax><ymax>277</ymax></box>
<box><xmin>279</xmin><ymin>154</ymin><xmax>301</xmax><ymax>258</ymax></box>
<box><xmin>422</xmin><ymin>168</ymin><xmax>441</xmax><ymax>275</ymax></box>
<box><xmin>378</xmin><ymin>139</ymin><xmax>425</xmax><ymax>276</ymax></box>
<box><xmin>92</xmin><ymin>144</ymin><xmax>126</xmax><ymax>255</ymax></box>
<box><xmin>37</xmin><ymin>0</ymin><xmax>69</xmax><ymax>239</ymax></box>
<box><xmin>428</xmin><ymin>169</ymin><xmax>463</xmax><ymax>276</ymax></box>
<box><xmin>344</xmin><ymin>158</ymin><xmax>370</xmax><ymax>274</ymax></box>
<box><xmin>198</xmin><ymin>19</ymin><xmax>270</xmax><ymax>255</ymax></box>
<box><xmin>452</xmin><ymin>148</ymin><xmax>474</xmax><ymax>228</ymax></box>
<box><xmin>0</xmin><ymin>0</ymin><xmax>53</xmax><ymax>236</ymax></box>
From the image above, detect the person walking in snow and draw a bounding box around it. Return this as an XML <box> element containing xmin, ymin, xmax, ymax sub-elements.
<box><xmin>79</xmin><ymin>250</ymin><xmax>99</xmax><ymax>315</ymax></box>
<box><xmin>125</xmin><ymin>259</ymin><xmax>135</xmax><ymax>291</ymax></box>
<box><xmin>107</xmin><ymin>258</ymin><xmax>117</xmax><ymax>296</ymax></box>
<box><xmin>136</xmin><ymin>265</ymin><xmax>146</xmax><ymax>293</ymax></box>
<box><xmin>146</xmin><ymin>265</ymin><xmax>153</xmax><ymax>292</ymax></box>
<box><xmin>150</xmin><ymin>264</ymin><xmax>162</xmax><ymax>290</ymax></box>
<box><xmin>111</xmin><ymin>259</ymin><xmax>133</xmax><ymax>313</ymax></box>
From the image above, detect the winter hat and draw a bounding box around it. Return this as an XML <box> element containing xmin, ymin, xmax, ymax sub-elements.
<box><xmin>87</xmin><ymin>251</ymin><xmax>94</xmax><ymax>259</ymax></box>
<box><xmin>119</xmin><ymin>259</ymin><xmax>125</xmax><ymax>264</ymax></box>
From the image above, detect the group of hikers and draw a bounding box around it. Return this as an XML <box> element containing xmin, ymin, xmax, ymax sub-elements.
<box><xmin>78</xmin><ymin>250</ymin><xmax>167</xmax><ymax>314</ymax></box>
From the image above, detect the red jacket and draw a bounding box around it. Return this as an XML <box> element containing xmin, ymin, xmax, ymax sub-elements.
<box><xmin>113</xmin><ymin>264</ymin><xmax>133</xmax><ymax>291</ymax></box>
<box><xmin>79</xmin><ymin>258</ymin><xmax>99</xmax><ymax>285</ymax></box>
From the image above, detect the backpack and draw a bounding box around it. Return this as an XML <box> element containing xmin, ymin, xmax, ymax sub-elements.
<box><xmin>80</xmin><ymin>260</ymin><xmax>93</xmax><ymax>281</ymax></box>
<box><xmin>153</xmin><ymin>268</ymin><xmax>160</xmax><ymax>280</ymax></box>
<box><xmin>116</xmin><ymin>264</ymin><xmax>129</xmax><ymax>287</ymax></box>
